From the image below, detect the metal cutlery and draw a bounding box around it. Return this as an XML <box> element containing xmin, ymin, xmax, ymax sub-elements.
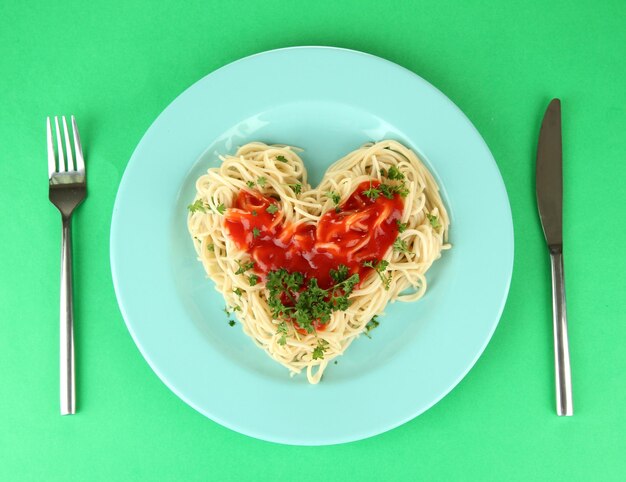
<box><xmin>47</xmin><ymin>116</ymin><xmax>86</xmax><ymax>415</ymax></box>
<box><xmin>536</xmin><ymin>99</ymin><xmax>573</xmax><ymax>416</ymax></box>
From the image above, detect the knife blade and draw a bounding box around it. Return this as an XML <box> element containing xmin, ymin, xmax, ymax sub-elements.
<box><xmin>536</xmin><ymin>98</ymin><xmax>573</xmax><ymax>416</ymax></box>
<box><xmin>536</xmin><ymin>98</ymin><xmax>563</xmax><ymax>250</ymax></box>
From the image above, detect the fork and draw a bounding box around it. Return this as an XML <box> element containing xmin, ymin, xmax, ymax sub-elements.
<box><xmin>47</xmin><ymin>116</ymin><xmax>86</xmax><ymax>415</ymax></box>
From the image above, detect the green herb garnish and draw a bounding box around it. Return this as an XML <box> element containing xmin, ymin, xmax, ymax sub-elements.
<box><xmin>427</xmin><ymin>214</ymin><xmax>441</xmax><ymax>229</ymax></box>
<box><xmin>246</xmin><ymin>180</ymin><xmax>255</xmax><ymax>188</ymax></box>
<box><xmin>233</xmin><ymin>287</ymin><xmax>243</xmax><ymax>296</ymax></box>
<box><xmin>266</xmin><ymin>204</ymin><xmax>279</xmax><ymax>214</ymax></box>
<box><xmin>312</xmin><ymin>339</ymin><xmax>329</xmax><ymax>360</ymax></box>
<box><xmin>364</xmin><ymin>316</ymin><xmax>380</xmax><ymax>338</ymax></box>
<box><xmin>248</xmin><ymin>274</ymin><xmax>260</xmax><ymax>286</ymax></box>
<box><xmin>224</xmin><ymin>306</ymin><xmax>235</xmax><ymax>326</ymax></box>
<box><xmin>363</xmin><ymin>182</ymin><xmax>380</xmax><ymax>200</ymax></box>
<box><xmin>386</xmin><ymin>165</ymin><xmax>405</xmax><ymax>180</ymax></box>
<box><xmin>381</xmin><ymin>182</ymin><xmax>409</xmax><ymax>199</ymax></box>
<box><xmin>362</xmin><ymin>260</ymin><xmax>391</xmax><ymax>289</ymax></box>
<box><xmin>393</xmin><ymin>238</ymin><xmax>410</xmax><ymax>254</ymax></box>
<box><xmin>291</xmin><ymin>184</ymin><xmax>302</xmax><ymax>194</ymax></box>
<box><xmin>216</xmin><ymin>203</ymin><xmax>226</xmax><ymax>215</ymax></box>
<box><xmin>330</xmin><ymin>264</ymin><xmax>349</xmax><ymax>283</ymax></box>
<box><xmin>265</xmin><ymin>268</ymin><xmax>360</xmax><ymax>334</ymax></box>
<box><xmin>235</xmin><ymin>260</ymin><xmax>255</xmax><ymax>275</ymax></box>
<box><xmin>187</xmin><ymin>199</ymin><xmax>208</xmax><ymax>213</ymax></box>
<box><xmin>207</xmin><ymin>243</ymin><xmax>215</xmax><ymax>252</ymax></box>
<box><xmin>257</xmin><ymin>177</ymin><xmax>267</xmax><ymax>187</ymax></box>
<box><xmin>277</xmin><ymin>321</ymin><xmax>288</xmax><ymax>346</ymax></box>
<box><xmin>252</xmin><ymin>227</ymin><xmax>261</xmax><ymax>238</ymax></box>
<box><xmin>379</xmin><ymin>183</ymin><xmax>395</xmax><ymax>200</ymax></box>
<box><xmin>251</xmin><ymin>210</ymin><xmax>258</xmax><ymax>216</ymax></box>
<box><xmin>395</xmin><ymin>183</ymin><xmax>409</xmax><ymax>198</ymax></box>
<box><xmin>363</xmin><ymin>177</ymin><xmax>410</xmax><ymax>201</ymax></box>
<box><xmin>276</xmin><ymin>155</ymin><xmax>288</xmax><ymax>163</ymax></box>
<box><xmin>396</xmin><ymin>221</ymin><xmax>408</xmax><ymax>233</ymax></box>
<box><xmin>328</xmin><ymin>191</ymin><xmax>341</xmax><ymax>205</ymax></box>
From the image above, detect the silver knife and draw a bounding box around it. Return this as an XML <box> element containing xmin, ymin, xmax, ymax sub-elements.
<box><xmin>536</xmin><ymin>98</ymin><xmax>573</xmax><ymax>416</ymax></box>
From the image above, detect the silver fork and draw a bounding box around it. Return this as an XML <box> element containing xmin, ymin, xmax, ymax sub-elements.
<box><xmin>47</xmin><ymin>116</ymin><xmax>86</xmax><ymax>415</ymax></box>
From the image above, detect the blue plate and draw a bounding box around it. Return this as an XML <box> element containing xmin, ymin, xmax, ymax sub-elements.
<box><xmin>111</xmin><ymin>47</ymin><xmax>513</xmax><ymax>445</ymax></box>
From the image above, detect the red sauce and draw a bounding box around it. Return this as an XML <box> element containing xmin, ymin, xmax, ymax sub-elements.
<box><xmin>224</xmin><ymin>181</ymin><xmax>403</xmax><ymax>291</ymax></box>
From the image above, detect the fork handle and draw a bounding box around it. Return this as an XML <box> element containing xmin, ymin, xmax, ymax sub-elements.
<box><xmin>550</xmin><ymin>250</ymin><xmax>573</xmax><ymax>416</ymax></box>
<box><xmin>60</xmin><ymin>216</ymin><xmax>76</xmax><ymax>415</ymax></box>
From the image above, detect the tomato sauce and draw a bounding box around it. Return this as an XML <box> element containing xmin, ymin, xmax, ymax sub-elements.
<box><xmin>224</xmin><ymin>181</ymin><xmax>403</xmax><ymax>290</ymax></box>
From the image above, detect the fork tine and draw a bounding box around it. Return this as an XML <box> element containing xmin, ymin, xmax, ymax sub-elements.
<box><xmin>47</xmin><ymin>117</ymin><xmax>56</xmax><ymax>177</ymax></box>
<box><xmin>71</xmin><ymin>116</ymin><xmax>85</xmax><ymax>173</ymax></box>
<box><xmin>54</xmin><ymin>116</ymin><xmax>65</xmax><ymax>172</ymax></box>
<box><xmin>62</xmin><ymin>116</ymin><xmax>75</xmax><ymax>171</ymax></box>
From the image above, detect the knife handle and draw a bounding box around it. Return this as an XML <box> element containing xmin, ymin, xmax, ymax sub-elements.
<box><xmin>549</xmin><ymin>249</ymin><xmax>573</xmax><ymax>416</ymax></box>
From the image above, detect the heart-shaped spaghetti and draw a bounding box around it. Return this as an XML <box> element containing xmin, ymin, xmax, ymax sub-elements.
<box><xmin>188</xmin><ymin>140</ymin><xmax>449</xmax><ymax>383</ymax></box>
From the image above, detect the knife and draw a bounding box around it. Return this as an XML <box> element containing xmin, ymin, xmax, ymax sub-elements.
<box><xmin>536</xmin><ymin>98</ymin><xmax>573</xmax><ymax>416</ymax></box>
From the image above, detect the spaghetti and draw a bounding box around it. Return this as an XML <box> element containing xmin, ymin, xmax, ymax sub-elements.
<box><xmin>188</xmin><ymin>140</ymin><xmax>449</xmax><ymax>383</ymax></box>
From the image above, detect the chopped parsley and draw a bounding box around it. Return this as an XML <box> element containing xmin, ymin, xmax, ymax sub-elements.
<box><xmin>235</xmin><ymin>260</ymin><xmax>255</xmax><ymax>275</ymax></box>
<box><xmin>265</xmin><ymin>268</ymin><xmax>360</xmax><ymax>334</ymax></box>
<box><xmin>396</xmin><ymin>221</ymin><xmax>408</xmax><ymax>233</ymax></box>
<box><xmin>393</xmin><ymin>238</ymin><xmax>410</xmax><ymax>254</ymax></box>
<box><xmin>427</xmin><ymin>214</ymin><xmax>441</xmax><ymax>229</ymax></box>
<box><xmin>233</xmin><ymin>287</ymin><xmax>243</xmax><ymax>296</ymax></box>
<box><xmin>277</xmin><ymin>321</ymin><xmax>288</xmax><ymax>346</ymax></box>
<box><xmin>248</xmin><ymin>274</ymin><xmax>260</xmax><ymax>286</ymax></box>
<box><xmin>187</xmin><ymin>199</ymin><xmax>208</xmax><ymax>213</ymax></box>
<box><xmin>224</xmin><ymin>306</ymin><xmax>237</xmax><ymax>326</ymax></box>
<box><xmin>362</xmin><ymin>260</ymin><xmax>391</xmax><ymax>289</ymax></box>
<box><xmin>381</xmin><ymin>182</ymin><xmax>409</xmax><ymax>199</ymax></box>
<box><xmin>330</xmin><ymin>264</ymin><xmax>349</xmax><ymax>283</ymax></box>
<box><xmin>231</xmin><ymin>305</ymin><xmax>242</xmax><ymax>312</ymax></box>
<box><xmin>257</xmin><ymin>176</ymin><xmax>267</xmax><ymax>187</ymax></box>
<box><xmin>207</xmin><ymin>243</ymin><xmax>215</xmax><ymax>252</ymax></box>
<box><xmin>312</xmin><ymin>339</ymin><xmax>329</xmax><ymax>360</ymax></box>
<box><xmin>290</xmin><ymin>183</ymin><xmax>302</xmax><ymax>194</ymax></box>
<box><xmin>252</xmin><ymin>227</ymin><xmax>261</xmax><ymax>238</ymax></box>
<box><xmin>386</xmin><ymin>165</ymin><xmax>405</xmax><ymax>180</ymax></box>
<box><xmin>328</xmin><ymin>191</ymin><xmax>341</xmax><ymax>205</ymax></box>
<box><xmin>379</xmin><ymin>184</ymin><xmax>395</xmax><ymax>200</ymax></box>
<box><xmin>363</xmin><ymin>182</ymin><xmax>380</xmax><ymax>200</ymax></box>
<box><xmin>395</xmin><ymin>183</ymin><xmax>410</xmax><ymax>198</ymax></box>
<box><xmin>364</xmin><ymin>316</ymin><xmax>380</xmax><ymax>338</ymax></box>
<box><xmin>363</xmin><ymin>166</ymin><xmax>408</xmax><ymax>200</ymax></box>
<box><xmin>246</xmin><ymin>180</ymin><xmax>255</xmax><ymax>188</ymax></box>
<box><xmin>276</xmin><ymin>155</ymin><xmax>288</xmax><ymax>163</ymax></box>
<box><xmin>251</xmin><ymin>210</ymin><xmax>258</xmax><ymax>216</ymax></box>
<box><xmin>216</xmin><ymin>203</ymin><xmax>226</xmax><ymax>215</ymax></box>
<box><xmin>266</xmin><ymin>203</ymin><xmax>279</xmax><ymax>214</ymax></box>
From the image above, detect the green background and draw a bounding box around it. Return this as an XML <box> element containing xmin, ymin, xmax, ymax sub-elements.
<box><xmin>1</xmin><ymin>0</ymin><xmax>625</xmax><ymax>480</ymax></box>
